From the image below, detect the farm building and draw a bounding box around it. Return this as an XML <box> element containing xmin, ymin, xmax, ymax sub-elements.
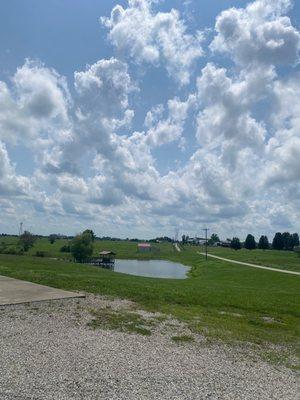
<box><xmin>138</xmin><ymin>243</ymin><xmax>151</xmax><ymax>252</ymax></box>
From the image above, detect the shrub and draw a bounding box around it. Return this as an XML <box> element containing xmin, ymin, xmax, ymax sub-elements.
<box><xmin>3</xmin><ymin>246</ymin><xmax>24</xmax><ymax>255</ymax></box>
<box><xmin>19</xmin><ymin>231</ymin><xmax>36</xmax><ymax>252</ymax></box>
<box><xmin>35</xmin><ymin>251</ymin><xmax>47</xmax><ymax>257</ymax></box>
<box><xmin>60</xmin><ymin>244</ymin><xmax>70</xmax><ymax>253</ymax></box>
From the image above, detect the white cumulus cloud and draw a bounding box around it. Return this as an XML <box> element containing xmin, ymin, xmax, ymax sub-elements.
<box><xmin>101</xmin><ymin>0</ymin><xmax>204</xmax><ymax>85</ymax></box>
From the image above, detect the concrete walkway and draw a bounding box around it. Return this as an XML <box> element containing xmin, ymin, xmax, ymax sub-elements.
<box><xmin>198</xmin><ymin>253</ymin><xmax>300</xmax><ymax>276</ymax></box>
<box><xmin>0</xmin><ymin>275</ymin><xmax>85</xmax><ymax>306</ymax></box>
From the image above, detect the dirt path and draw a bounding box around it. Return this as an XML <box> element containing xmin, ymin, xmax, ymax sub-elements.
<box><xmin>174</xmin><ymin>243</ymin><xmax>181</xmax><ymax>252</ymax></box>
<box><xmin>198</xmin><ymin>252</ymin><xmax>300</xmax><ymax>276</ymax></box>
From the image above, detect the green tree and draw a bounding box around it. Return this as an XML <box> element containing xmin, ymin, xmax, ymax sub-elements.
<box><xmin>208</xmin><ymin>233</ymin><xmax>220</xmax><ymax>245</ymax></box>
<box><xmin>292</xmin><ymin>233</ymin><xmax>299</xmax><ymax>247</ymax></box>
<box><xmin>258</xmin><ymin>235</ymin><xmax>269</xmax><ymax>250</ymax></box>
<box><xmin>19</xmin><ymin>231</ymin><xmax>36</xmax><ymax>252</ymax></box>
<box><xmin>244</xmin><ymin>234</ymin><xmax>256</xmax><ymax>250</ymax></box>
<box><xmin>282</xmin><ymin>232</ymin><xmax>294</xmax><ymax>250</ymax></box>
<box><xmin>49</xmin><ymin>234</ymin><xmax>57</xmax><ymax>244</ymax></box>
<box><xmin>82</xmin><ymin>229</ymin><xmax>96</xmax><ymax>242</ymax></box>
<box><xmin>272</xmin><ymin>232</ymin><xmax>284</xmax><ymax>250</ymax></box>
<box><xmin>231</xmin><ymin>237</ymin><xmax>241</xmax><ymax>250</ymax></box>
<box><xmin>71</xmin><ymin>231</ymin><xmax>94</xmax><ymax>262</ymax></box>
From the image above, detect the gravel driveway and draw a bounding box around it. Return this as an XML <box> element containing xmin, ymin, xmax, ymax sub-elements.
<box><xmin>0</xmin><ymin>295</ymin><xmax>298</xmax><ymax>400</ymax></box>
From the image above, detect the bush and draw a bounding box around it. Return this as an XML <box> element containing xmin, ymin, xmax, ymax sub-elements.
<box><xmin>60</xmin><ymin>244</ymin><xmax>70</xmax><ymax>253</ymax></box>
<box><xmin>19</xmin><ymin>231</ymin><xmax>36</xmax><ymax>252</ymax></box>
<box><xmin>3</xmin><ymin>246</ymin><xmax>24</xmax><ymax>255</ymax></box>
<box><xmin>35</xmin><ymin>251</ymin><xmax>47</xmax><ymax>257</ymax></box>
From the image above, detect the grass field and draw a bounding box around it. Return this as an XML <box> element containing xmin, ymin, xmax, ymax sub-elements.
<box><xmin>193</xmin><ymin>245</ymin><xmax>300</xmax><ymax>272</ymax></box>
<box><xmin>0</xmin><ymin>237</ymin><xmax>299</xmax><ymax>366</ymax></box>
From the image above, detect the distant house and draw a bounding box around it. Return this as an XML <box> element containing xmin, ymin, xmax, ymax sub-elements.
<box><xmin>216</xmin><ymin>240</ymin><xmax>231</xmax><ymax>248</ymax></box>
<box><xmin>138</xmin><ymin>243</ymin><xmax>151</xmax><ymax>252</ymax></box>
<box><xmin>186</xmin><ymin>237</ymin><xmax>206</xmax><ymax>245</ymax></box>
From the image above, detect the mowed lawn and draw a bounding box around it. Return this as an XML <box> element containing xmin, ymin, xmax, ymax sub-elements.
<box><xmin>0</xmin><ymin>239</ymin><xmax>299</xmax><ymax>357</ymax></box>
<box><xmin>193</xmin><ymin>245</ymin><xmax>300</xmax><ymax>272</ymax></box>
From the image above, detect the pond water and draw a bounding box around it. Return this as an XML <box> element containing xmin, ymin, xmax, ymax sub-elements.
<box><xmin>101</xmin><ymin>259</ymin><xmax>189</xmax><ymax>279</ymax></box>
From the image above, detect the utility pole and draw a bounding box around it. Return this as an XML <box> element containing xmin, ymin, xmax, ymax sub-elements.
<box><xmin>19</xmin><ymin>222</ymin><xmax>23</xmax><ymax>236</ymax></box>
<box><xmin>202</xmin><ymin>228</ymin><xmax>209</xmax><ymax>260</ymax></box>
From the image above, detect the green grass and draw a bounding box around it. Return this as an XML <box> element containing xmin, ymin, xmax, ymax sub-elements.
<box><xmin>0</xmin><ymin>241</ymin><xmax>299</xmax><ymax>355</ymax></box>
<box><xmin>193</xmin><ymin>245</ymin><xmax>300</xmax><ymax>272</ymax></box>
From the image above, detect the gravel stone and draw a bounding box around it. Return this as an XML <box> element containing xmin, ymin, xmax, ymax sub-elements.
<box><xmin>0</xmin><ymin>295</ymin><xmax>298</xmax><ymax>400</ymax></box>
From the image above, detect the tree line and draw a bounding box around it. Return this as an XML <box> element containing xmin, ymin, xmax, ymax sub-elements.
<box><xmin>230</xmin><ymin>232</ymin><xmax>299</xmax><ymax>251</ymax></box>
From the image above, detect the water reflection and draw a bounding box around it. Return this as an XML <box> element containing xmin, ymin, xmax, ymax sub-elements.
<box><xmin>97</xmin><ymin>259</ymin><xmax>189</xmax><ymax>279</ymax></box>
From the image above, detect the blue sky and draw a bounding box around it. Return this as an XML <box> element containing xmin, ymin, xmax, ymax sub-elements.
<box><xmin>0</xmin><ymin>0</ymin><xmax>300</xmax><ymax>239</ymax></box>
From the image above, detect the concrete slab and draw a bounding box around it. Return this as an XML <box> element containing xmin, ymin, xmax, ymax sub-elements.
<box><xmin>0</xmin><ymin>275</ymin><xmax>85</xmax><ymax>306</ymax></box>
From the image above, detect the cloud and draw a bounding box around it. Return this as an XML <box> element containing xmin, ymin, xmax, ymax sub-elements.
<box><xmin>195</xmin><ymin>63</ymin><xmax>268</xmax><ymax>169</ymax></box>
<box><xmin>101</xmin><ymin>0</ymin><xmax>204</xmax><ymax>85</ymax></box>
<box><xmin>144</xmin><ymin>95</ymin><xmax>195</xmax><ymax>147</ymax></box>
<box><xmin>210</xmin><ymin>0</ymin><xmax>300</xmax><ymax>67</ymax></box>
<box><xmin>265</xmin><ymin>73</ymin><xmax>300</xmax><ymax>186</ymax></box>
<box><xmin>74</xmin><ymin>58</ymin><xmax>135</xmax><ymax>116</ymax></box>
<box><xmin>0</xmin><ymin>60</ymin><xmax>70</xmax><ymax>145</ymax></box>
<box><xmin>0</xmin><ymin>141</ymin><xmax>30</xmax><ymax>196</ymax></box>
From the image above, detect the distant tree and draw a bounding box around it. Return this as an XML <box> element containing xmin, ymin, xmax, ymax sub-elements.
<box><xmin>282</xmin><ymin>232</ymin><xmax>294</xmax><ymax>250</ymax></box>
<box><xmin>231</xmin><ymin>237</ymin><xmax>241</xmax><ymax>250</ymax></box>
<box><xmin>258</xmin><ymin>235</ymin><xmax>269</xmax><ymax>250</ymax></box>
<box><xmin>208</xmin><ymin>233</ymin><xmax>220</xmax><ymax>245</ymax></box>
<box><xmin>292</xmin><ymin>233</ymin><xmax>299</xmax><ymax>247</ymax></box>
<box><xmin>19</xmin><ymin>231</ymin><xmax>36</xmax><ymax>252</ymax></box>
<box><xmin>181</xmin><ymin>235</ymin><xmax>186</xmax><ymax>244</ymax></box>
<box><xmin>83</xmin><ymin>229</ymin><xmax>96</xmax><ymax>242</ymax></box>
<box><xmin>49</xmin><ymin>234</ymin><xmax>57</xmax><ymax>244</ymax></box>
<box><xmin>71</xmin><ymin>231</ymin><xmax>93</xmax><ymax>262</ymax></box>
<box><xmin>244</xmin><ymin>234</ymin><xmax>256</xmax><ymax>250</ymax></box>
<box><xmin>272</xmin><ymin>232</ymin><xmax>284</xmax><ymax>250</ymax></box>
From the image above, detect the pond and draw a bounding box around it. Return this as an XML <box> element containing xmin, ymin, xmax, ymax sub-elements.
<box><xmin>101</xmin><ymin>259</ymin><xmax>189</xmax><ymax>279</ymax></box>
